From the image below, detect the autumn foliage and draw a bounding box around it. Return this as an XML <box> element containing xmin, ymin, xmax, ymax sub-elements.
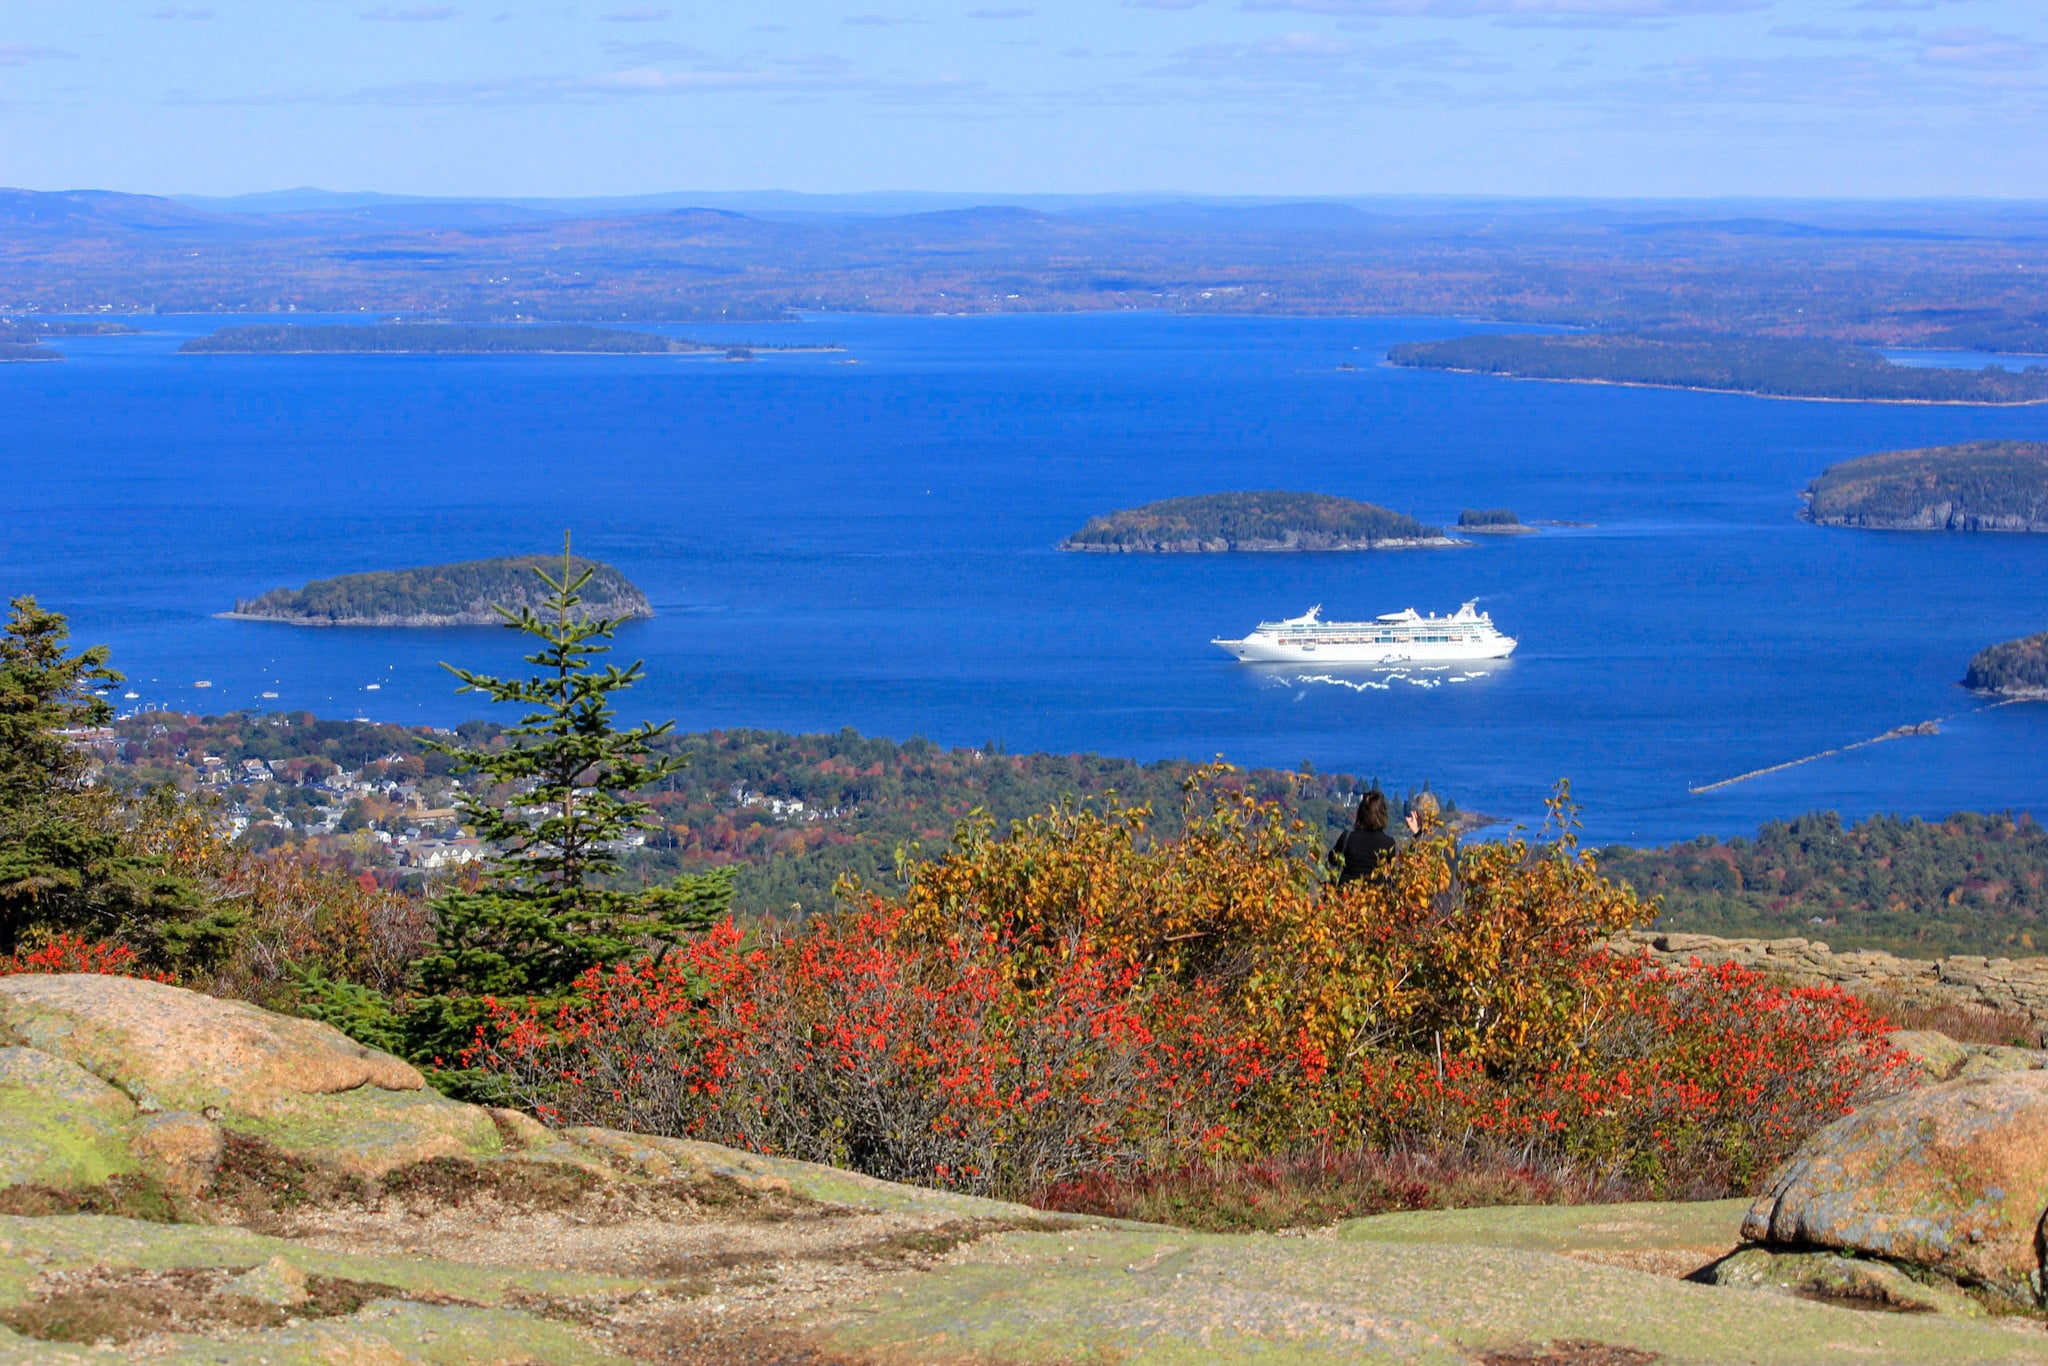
<box><xmin>0</xmin><ymin>932</ymin><xmax>171</xmax><ymax>981</ymax></box>
<box><xmin>471</xmin><ymin>770</ymin><xmax>1909</xmax><ymax>1198</ymax></box>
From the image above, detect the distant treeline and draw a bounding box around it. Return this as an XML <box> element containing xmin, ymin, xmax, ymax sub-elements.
<box><xmin>1966</xmin><ymin>630</ymin><xmax>2048</xmax><ymax>695</ymax></box>
<box><xmin>1603</xmin><ymin>810</ymin><xmax>2048</xmax><ymax>957</ymax></box>
<box><xmin>181</xmin><ymin>323</ymin><xmax>709</xmax><ymax>355</ymax></box>
<box><xmin>1802</xmin><ymin>441</ymin><xmax>2048</xmax><ymax>532</ymax></box>
<box><xmin>1387</xmin><ymin>334</ymin><xmax>2048</xmax><ymax>404</ymax></box>
<box><xmin>230</xmin><ymin>554</ymin><xmax>653</xmax><ymax>626</ymax></box>
<box><xmin>1063</xmin><ymin>491</ymin><xmax>1441</xmax><ymax>552</ymax></box>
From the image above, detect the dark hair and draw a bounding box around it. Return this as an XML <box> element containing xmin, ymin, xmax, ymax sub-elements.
<box><xmin>1355</xmin><ymin>790</ymin><xmax>1389</xmax><ymax>832</ymax></box>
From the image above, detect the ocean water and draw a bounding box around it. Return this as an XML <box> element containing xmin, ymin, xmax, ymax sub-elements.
<box><xmin>6</xmin><ymin>312</ymin><xmax>2047</xmax><ymax>845</ymax></box>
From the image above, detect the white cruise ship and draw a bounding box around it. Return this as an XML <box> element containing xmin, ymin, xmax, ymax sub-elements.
<box><xmin>1213</xmin><ymin>601</ymin><xmax>1516</xmax><ymax>665</ymax></box>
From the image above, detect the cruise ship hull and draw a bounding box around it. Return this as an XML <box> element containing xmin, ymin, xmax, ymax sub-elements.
<box><xmin>1214</xmin><ymin>636</ymin><xmax>1516</xmax><ymax>664</ymax></box>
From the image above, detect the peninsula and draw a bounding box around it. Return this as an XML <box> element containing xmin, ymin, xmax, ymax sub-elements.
<box><xmin>1</xmin><ymin>316</ymin><xmax>139</xmax><ymax>361</ymax></box>
<box><xmin>1801</xmin><ymin>441</ymin><xmax>2048</xmax><ymax>532</ymax></box>
<box><xmin>1061</xmin><ymin>491</ymin><xmax>1453</xmax><ymax>553</ymax></box>
<box><xmin>1965</xmin><ymin>630</ymin><xmax>2048</xmax><ymax>697</ymax></box>
<box><xmin>225</xmin><ymin>554</ymin><xmax>654</xmax><ymax>626</ymax></box>
<box><xmin>1386</xmin><ymin>333</ymin><xmax>2048</xmax><ymax>405</ymax></box>
<box><xmin>180</xmin><ymin>323</ymin><xmax>715</xmax><ymax>355</ymax></box>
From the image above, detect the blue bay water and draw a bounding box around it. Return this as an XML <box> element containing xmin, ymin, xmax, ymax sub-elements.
<box><xmin>5</xmin><ymin>312</ymin><xmax>2047</xmax><ymax>844</ymax></box>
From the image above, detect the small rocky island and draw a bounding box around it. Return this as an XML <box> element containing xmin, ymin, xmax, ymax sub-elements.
<box><xmin>1965</xmin><ymin>629</ymin><xmax>2048</xmax><ymax>696</ymax></box>
<box><xmin>1802</xmin><ymin>440</ymin><xmax>2048</xmax><ymax>532</ymax></box>
<box><xmin>226</xmin><ymin>554</ymin><xmax>654</xmax><ymax>626</ymax></box>
<box><xmin>1456</xmin><ymin>508</ymin><xmax>1535</xmax><ymax>536</ymax></box>
<box><xmin>1061</xmin><ymin>491</ymin><xmax>1455</xmax><ymax>552</ymax></box>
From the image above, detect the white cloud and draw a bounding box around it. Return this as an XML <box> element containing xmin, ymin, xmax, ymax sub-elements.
<box><xmin>1244</xmin><ymin>0</ymin><xmax>1760</xmax><ymax>15</ymax></box>
<box><xmin>358</xmin><ymin>6</ymin><xmax>460</xmax><ymax>21</ymax></box>
<box><xmin>0</xmin><ymin>44</ymin><xmax>77</xmax><ymax>66</ymax></box>
<box><xmin>1917</xmin><ymin>26</ymin><xmax>2041</xmax><ymax>69</ymax></box>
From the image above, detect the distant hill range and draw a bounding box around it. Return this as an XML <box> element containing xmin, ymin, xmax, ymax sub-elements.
<box><xmin>181</xmin><ymin>323</ymin><xmax>713</xmax><ymax>355</ymax></box>
<box><xmin>1062</xmin><ymin>492</ymin><xmax>1450</xmax><ymax>553</ymax></box>
<box><xmin>1966</xmin><ymin>631</ymin><xmax>2048</xmax><ymax>697</ymax></box>
<box><xmin>1387</xmin><ymin>334</ymin><xmax>2048</xmax><ymax>405</ymax></box>
<box><xmin>227</xmin><ymin>555</ymin><xmax>654</xmax><ymax>627</ymax></box>
<box><xmin>1802</xmin><ymin>441</ymin><xmax>2048</xmax><ymax>532</ymax></box>
<box><xmin>5</xmin><ymin>186</ymin><xmax>2048</xmax><ymax>346</ymax></box>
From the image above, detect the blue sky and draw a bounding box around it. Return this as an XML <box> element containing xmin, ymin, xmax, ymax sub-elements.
<box><xmin>0</xmin><ymin>1</ymin><xmax>2041</xmax><ymax>200</ymax></box>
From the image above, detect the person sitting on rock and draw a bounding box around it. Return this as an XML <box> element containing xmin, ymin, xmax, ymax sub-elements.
<box><xmin>1329</xmin><ymin>789</ymin><xmax>1399</xmax><ymax>888</ymax></box>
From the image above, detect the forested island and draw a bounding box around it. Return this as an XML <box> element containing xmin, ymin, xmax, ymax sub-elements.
<box><xmin>181</xmin><ymin>323</ymin><xmax>716</xmax><ymax>355</ymax></box>
<box><xmin>1387</xmin><ymin>334</ymin><xmax>2048</xmax><ymax>404</ymax></box>
<box><xmin>1455</xmin><ymin>508</ymin><xmax>1533</xmax><ymax>535</ymax></box>
<box><xmin>1965</xmin><ymin>629</ymin><xmax>2048</xmax><ymax>696</ymax></box>
<box><xmin>1801</xmin><ymin>441</ymin><xmax>2048</xmax><ymax>532</ymax></box>
<box><xmin>225</xmin><ymin>554</ymin><xmax>654</xmax><ymax>626</ymax></box>
<box><xmin>1061</xmin><ymin>491</ymin><xmax>1451</xmax><ymax>552</ymax></box>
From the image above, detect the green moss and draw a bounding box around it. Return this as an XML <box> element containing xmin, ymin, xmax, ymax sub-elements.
<box><xmin>220</xmin><ymin>1085</ymin><xmax>504</xmax><ymax>1177</ymax></box>
<box><xmin>0</xmin><ymin>1052</ymin><xmax>139</xmax><ymax>1193</ymax></box>
<box><xmin>1336</xmin><ymin>1198</ymin><xmax>1752</xmax><ymax>1255</ymax></box>
<box><xmin>822</xmin><ymin>1226</ymin><xmax>2048</xmax><ymax>1365</ymax></box>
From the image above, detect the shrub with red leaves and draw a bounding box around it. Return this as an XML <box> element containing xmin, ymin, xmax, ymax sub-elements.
<box><xmin>471</xmin><ymin>904</ymin><xmax>1265</xmax><ymax>1195</ymax></box>
<box><xmin>0</xmin><ymin>933</ymin><xmax>173</xmax><ymax>982</ymax></box>
<box><xmin>467</xmin><ymin>775</ymin><xmax>1909</xmax><ymax>1200</ymax></box>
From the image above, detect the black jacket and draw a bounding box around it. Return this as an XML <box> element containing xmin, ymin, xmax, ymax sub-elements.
<box><xmin>1331</xmin><ymin>827</ymin><xmax>1399</xmax><ymax>886</ymax></box>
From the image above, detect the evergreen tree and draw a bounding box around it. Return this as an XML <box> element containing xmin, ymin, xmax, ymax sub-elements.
<box><xmin>410</xmin><ymin>540</ymin><xmax>729</xmax><ymax>1059</ymax></box>
<box><xmin>0</xmin><ymin>596</ymin><xmax>227</xmax><ymax>963</ymax></box>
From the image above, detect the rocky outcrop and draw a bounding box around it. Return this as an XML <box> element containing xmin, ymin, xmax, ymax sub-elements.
<box><xmin>1743</xmin><ymin>1070</ymin><xmax>2048</xmax><ymax>1304</ymax></box>
<box><xmin>1619</xmin><ymin>929</ymin><xmax>2048</xmax><ymax>1025</ymax></box>
<box><xmin>0</xmin><ymin>974</ymin><xmax>498</xmax><ymax>1182</ymax></box>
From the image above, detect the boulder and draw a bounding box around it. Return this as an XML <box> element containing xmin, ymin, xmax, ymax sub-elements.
<box><xmin>0</xmin><ymin>974</ymin><xmax>420</xmax><ymax>1117</ymax></box>
<box><xmin>0</xmin><ymin>976</ymin><xmax>500</xmax><ymax>1185</ymax></box>
<box><xmin>127</xmin><ymin>1112</ymin><xmax>226</xmax><ymax>1195</ymax></box>
<box><xmin>1743</xmin><ymin>1069</ymin><xmax>2048</xmax><ymax>1302</ymax></box>
<box><xmin>1705</xmin><ymin>1246</ymin><xmax>1984</xmax><ymax>1316</ymax></box>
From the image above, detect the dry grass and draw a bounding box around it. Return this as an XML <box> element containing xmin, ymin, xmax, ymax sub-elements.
<box><xmin>0</xmin><ymin>1265</ymin><xmax>412</xmax><ymax>1344</ymax></box>
<box><xmin>1860</xmin><ymin>991</ymin><xmax>2042</xmax><ymax>1048</ymax></box>
<box><xmin>1028</xmin><ymin>1146</ymin><xmax>1687</xmax><ymax>1234</ymax></box>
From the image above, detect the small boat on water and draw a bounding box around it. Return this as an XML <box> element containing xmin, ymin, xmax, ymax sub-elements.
<box><xmin>193</xmin><ymin>680</ymin><xmax>212</xmax><ymax>689</ymax></box>
<box><xmin>1215</xmin><ymin>601</ymin><xmax>1517</xmax><ymax>665</ymax></box>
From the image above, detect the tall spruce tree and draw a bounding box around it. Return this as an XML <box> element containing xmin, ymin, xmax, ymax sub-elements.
<box><xmin>0</xmin><ymin>596</ymin><xmax>225</xmax><ymax>963</ymax></box>
<box><xmin>410</xmin><ymin>538</ymin><xmax>729</xmax><ymax>1060</ymax></box>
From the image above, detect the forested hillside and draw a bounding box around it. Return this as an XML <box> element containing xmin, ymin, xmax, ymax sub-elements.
<box><xmin>1802</xmin><ymin>441</ymin><xmax>2048</xmax><ymax>532</ymax></box>
<box><xmin>1603</xmin><ymin>811</ymin><xmax>2048</xmax><ymax>955</ymax></box>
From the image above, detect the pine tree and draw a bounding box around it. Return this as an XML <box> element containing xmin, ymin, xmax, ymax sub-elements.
<box><xmin>410</xmin><ymin>538</ymin><xmax>729</xmax><ymax>1058</ymax></box>
<box><xmin>0</xmin><ymin>596</ymin><xmax>226</xmax><ymax>963</ymax></box>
